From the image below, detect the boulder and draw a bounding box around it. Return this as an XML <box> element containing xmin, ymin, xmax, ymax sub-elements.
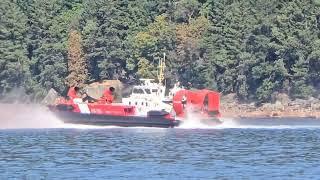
<box><xmin>311</xmin><ymin>103</ymin><xmax>320</xmax><ymax>110</ymax></box>
<box><xmin>275</xmin><ymin>93</ymin><xmax>290</xmax><ymax>106</ymax></box>
<box><xmin>261</xmin><ymin>103</ymin><xmax>274</xmax><ymax>111</ymax></box>
<box><xmin>41</xmin><ymin>88</ymin><xmax>59</xmax><ymax>105</ymax></box>
<box><xmin>84</xmin><ymin>80</ymin><xmax>123</xmax><ymax>102</ymax></box>
<box><xmin>260</xmin><ymin>101</ymin><xmax>284</xmax><ymax>111</ymax></box>
<box><xmin>274</xmin><ymin>101</ymin><xmax>285</xmax><ymax>111</ymax></box>
<box><xmin>221</xmin><ymin>93</ymin><xmax>238</xmax><ymax>104</ymax></box>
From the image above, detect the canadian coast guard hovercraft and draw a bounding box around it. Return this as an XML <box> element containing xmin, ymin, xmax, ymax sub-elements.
<box><xmin>47</xmin><ymin>54</ymin><xmax>221</xmax><ymax>128</ymax></box>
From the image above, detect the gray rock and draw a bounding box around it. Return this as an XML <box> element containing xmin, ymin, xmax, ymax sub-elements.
<box><xmin>275</xmin><ymin>93</ymin><xmax>290</xmax><ymax>106</ymax></box>
<box><xmin>274</xmin><ymin>101</ymin><xmax>284</xmax><ymax>111</ymax></box>
<box><xmin>41</xmin><ymin>88</ymin><xmax>59</xmax><ymax>105</ymax></box>
<box><xmin>221</xmin><ymin>93</ymin><xmax>238</xmax><ymax>104</ymax></box>
<box><xmin>261</xmin><ymin>103</ymin><xmax>274</xmax><ymax>111</ymax></box>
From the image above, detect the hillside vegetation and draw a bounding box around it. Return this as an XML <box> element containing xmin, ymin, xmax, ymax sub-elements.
<box><xmin>1</xmin><ymin>0</ymin><xmax>320</xmax><ymax>102</ymax></box>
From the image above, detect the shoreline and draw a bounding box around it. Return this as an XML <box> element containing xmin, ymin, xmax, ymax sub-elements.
<box><xmin>222</xmin><ymin>115</ymin><xmax>320</xmax><ymax>120</ymax></box>
<box><xmin>220</xmin><ymin>96</ymin><xmax>320</xmax><ymax>119</ymax></box>
<box><xmin>221</xmin><ymin>109</ymin><xmax>320</xmax><ymax>119</ymax></box>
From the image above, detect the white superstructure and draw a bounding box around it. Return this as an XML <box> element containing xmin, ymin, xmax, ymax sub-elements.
<box><xmin>122</xmin><ymin>53</ymin><xmax>182</xmax><ymax>115</ymax></box>
<box><xmin>122</xmin><ymin>79</ymin><xmax>173</xmax><ymax>115</ymax></box>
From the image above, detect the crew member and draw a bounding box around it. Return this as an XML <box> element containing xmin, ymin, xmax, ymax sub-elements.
<box><xmin>82</xmin><ymin>92</ymin><xmax>98</xmax><ymax>103</ymax></box>
<box><xmin>100</xmin><ymin>87</ymin><xmax>115</xmax><ymax>104</ymax></box>
<box><xmin>67</xmin><ymin>86</ymin><xmax>80</xmax><ymax>99</ymax></box>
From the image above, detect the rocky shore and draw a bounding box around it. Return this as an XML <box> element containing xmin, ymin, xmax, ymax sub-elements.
<box><xmin>221</xmin><ymin>93</ymin><xmax>320</xmax><ymax>119</ymax></box>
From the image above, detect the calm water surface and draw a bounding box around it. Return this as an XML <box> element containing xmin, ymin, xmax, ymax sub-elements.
<box><xmin>1</xmin><ymin>119</ymin><xmax>320</xmax><ymax>179</ymax></box>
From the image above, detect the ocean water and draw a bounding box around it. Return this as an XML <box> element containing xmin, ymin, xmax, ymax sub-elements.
<box><xmin>1</xmin><ymin>118</ymin><xmax>320</xmax><ymax>179</ymax></box>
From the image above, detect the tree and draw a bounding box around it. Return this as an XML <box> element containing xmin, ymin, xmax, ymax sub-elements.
<box><xmin>131</xmin><ymin>14</ymin><xmax>176</xmax><ymax>80</ymax></box>
<box><xmin>66</xmin><ymin>30</ymin><xmax>87</xmax><ymax>87</ymax></box>
<box><xmin>21</xmin><ymin>0</ymin><xmax>82</xmax><ymax>98</ymax></box>
<box><xmin>175</xmin><ymin>16</ymin><xmax>209</xmax><ymax>88</ymax></box>
<box><xmin>2</xmin><ymin>0</ymin><xmax>320</xmax><ymax>102</ymax></box>
<box><xmin>174</xmin><ymin>0</ymin><xmax>201</xmax><ymax>23</ymax></box>
<box><xmin>82</xmin><ymin>0</ymin><xmax>135</xmax><ymax>81</ymax></box>
<box><xmin>0</xmin><ymin>0</ymin><xmax>30</xmax><ymax>97</ymax></box>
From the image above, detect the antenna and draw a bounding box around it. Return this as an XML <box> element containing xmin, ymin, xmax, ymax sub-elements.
<box><xmin>157</xmin><ymin>53</ymin><xmax>166</xmax><ymax>85</ymax></box>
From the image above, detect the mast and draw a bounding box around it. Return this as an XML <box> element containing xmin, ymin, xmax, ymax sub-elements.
<box><xmin>158</xmin><ymin>53</ymin><xmax>166</xmax><ymax>85</ymax></box>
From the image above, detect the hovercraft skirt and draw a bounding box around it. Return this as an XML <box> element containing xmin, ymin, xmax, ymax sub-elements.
<box><xmin>53</xmin><ymin>111</ymin><xmax>180</xmax><ymax>128</ymax></box>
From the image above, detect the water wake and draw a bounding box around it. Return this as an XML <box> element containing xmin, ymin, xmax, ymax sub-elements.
<box><xmin>178</xmin><ymin>118</ymin><xmax>216</xmax><ymax>129</ymax></box>
<box><xmin>178</xmin><ymin>116</ymin><xmax>320</xmax><ymax>130</ymax></box>
<box><xmin>215</xmin><ymin>118</ymin><xmax>320</xmax><ymax>129</ymax></box>
<box><xmin>2</xmin><ymin>104</ymin><xmax>320</xmax><ymax>130</ymax></box>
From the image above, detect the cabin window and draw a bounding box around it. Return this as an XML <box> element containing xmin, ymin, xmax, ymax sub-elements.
<box><xmin>133</xmin><ymin>88</ymin><xmax>144</xmax><ymax>94</ymax></box>
<box><xmin>135</xmin><ymin>102</ymin><xmax>138</xmax><ymax>105</ymax></box>
<box><xmin>152</xmin><ymin>89</ymin><xmax>157</xmax><ymax>93</ymax></box>
<box><xmin>142</xmin><ymin>102</ymin><xmax>144</xmax><ymax>106</ymax></box>
<box><xmin>129</xmin><ymin>101</ymin><xmax>131</xmax><ymax>105</ymax></box>
<box><xmin>145</xmin><ymin>89</ymin><xmax>151</xmax><ymax>94</ymax></box>
<box><xmin>146</xmin><ymin>102</ymin><xmax>148</xmax><ymax>107</ymax></box>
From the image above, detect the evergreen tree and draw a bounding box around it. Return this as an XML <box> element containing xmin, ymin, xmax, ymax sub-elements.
<box><xmin>0</xmin><ymin>0</ymin><xmax>29</xmax><ymax>97</ymax></box>
<box><xmin>82</xmin><ymin>0</ymin><xmax>134</xmax><ymax>81</ymax></box>
<box><xmin>1</xmin><ymin>0</ymin><xmax>320</xmax><ymax>102</ymax></box>
<box><xmin>131</xmin><ymin>14</ymin><xmax>176</xmax><ymax>80</ymax></box>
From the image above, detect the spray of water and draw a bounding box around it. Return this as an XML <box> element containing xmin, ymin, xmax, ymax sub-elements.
<box><xmin>177</xmin><ymin>110</ymin><xmax>218</xmax><ymax>129</ymax></box>
<box><xmin>0</xmin><ymin>103</ymin><xmax>62</xmax><ymax>129</ymax></box>
<box><xmin>0</xmin><ymin>103</ymin><xmax>124</xmax><ymax>129</ymax></box>
<box><xmin>1</xmin><ymin>103</ymin><xmax>320</xmax><ymax>130</ymax></box>
<box><xmin>0</xmin><ymin>86</ymin><xmax>126</xmax><ymax>129</ymax></box>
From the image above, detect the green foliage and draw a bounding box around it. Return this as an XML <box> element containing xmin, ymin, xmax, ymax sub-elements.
<box><xmin>1</xmin><ymin>0</ymin><xmax>320</xmax><ymax>102</ymax></box>
<box><xmin>131</xmin><ymin>14</ymin><xmax>175</xmax><ymax>79</ymax></box>
<box><xmin>201</xmin><ymin>0</ymin><xmax>320</xmax><ymax>101</ymax></box>
<box><xmin>174</xmin><ymin>0</ymin><xmax>201</xmax><ymax>23</ymax></box>
<box><xmin>0</xmin><ymin>0</ymin><xmax>30</xmax><ymax>97</ymax></box>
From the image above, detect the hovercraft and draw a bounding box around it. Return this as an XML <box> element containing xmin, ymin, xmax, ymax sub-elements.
<box><xmin>47</xmin><ymin>87</ymin><xmax>221</xmax><ymax>128</ymax></box>
<box><xmin>48</xmin><ymin>98</ymin><xmax>179</xmax><ymax>128</ymax></box>
<box><xmin>47</xmin><ymin>55</ymin><xmax>221</xmax><ymax>128</ymax></box>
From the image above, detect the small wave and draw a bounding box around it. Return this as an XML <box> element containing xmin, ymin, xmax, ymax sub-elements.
<box><xmin>216</xmin><ymin>118</ymin><xmax>320</xmax><ymax>129</ymax></box>
<box><xmin>178</xmin><ymin>117</ymin><xmax>320</xmax><ymax>130</ymax></box>
<box><xmin>61</xmin><ymin>123</ymin><xmax>122</xmax><ymax>129</ymax></box>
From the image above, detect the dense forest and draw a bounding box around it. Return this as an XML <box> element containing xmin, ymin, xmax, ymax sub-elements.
<box><xmin>1</xmin><ymin>0</ymin><xmax>320</xmax><ymax>103</ymax></box>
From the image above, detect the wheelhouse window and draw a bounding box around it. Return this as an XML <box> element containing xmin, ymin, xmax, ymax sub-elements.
<box><xmin>144</xmin><ymin>89</ymin><xmax>151</xmax><ymax>94</ymax></box>
<box><xmin>133</xmin><ymin>88</ymin><xmax>144</xmax><ymax>94</ymax></box>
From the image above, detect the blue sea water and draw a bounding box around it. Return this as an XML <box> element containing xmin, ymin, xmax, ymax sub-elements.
<box><xmin>1</xmin><ymin>118</ymin><xmax>320</xmax><ymax>180</ymax></box>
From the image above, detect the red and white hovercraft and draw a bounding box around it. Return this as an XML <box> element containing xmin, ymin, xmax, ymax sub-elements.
<box><xmin>47</xmin><ymin>81</ymin><xmax>221</xmax><ymax>128</ymax></box>
<box><xmin>47</xmin><ymin>56</ymin><xmax>221</xmax><ymax>128</ymax></box>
